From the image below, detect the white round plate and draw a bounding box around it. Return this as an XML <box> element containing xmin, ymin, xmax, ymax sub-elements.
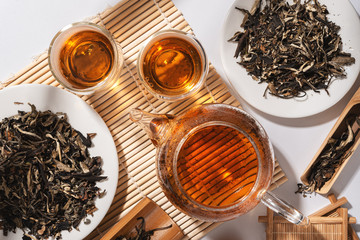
<box><xmin>221</xmin><ymin>0</ymin><xmax>360</xmax><ymax>118</ymax></box>
<box><xmin>0</xmin><ymin>84</ymin><xmax>118</xmax><ymax>239</ymax></box>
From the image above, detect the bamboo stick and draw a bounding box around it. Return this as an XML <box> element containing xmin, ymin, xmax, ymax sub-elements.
<box><xmin>186</xmin><ymin>222</ymin><xmax>214</xmax><ymax>239</ymax></box>
<box><xmin>266</xmin><ymin>208</ymin><xmax>274</xmax><ymax>240</ymax></box>
<box><xmin>259</xmin><ymin>215</ymin><xmax>356</xmax><ymax>224</ymax></box>
<box><xmin>341</xmin><ymin>208</ymin><xmax>348</xmax><ymax>240</ymax></box>
<box><xmin>309</xmin><ymin>197</ymin><xmax>348</xmax><ymax>217</ymax></box>
<box><xmin>328</xmin><ymin>193</ymin><xmax>337</xmax><ymax>204</ymax></box>
<box><xmin>269</xmin><ymin>176</ymin><xmax>288</xmax><ymax>191</ymax></box>
<box><xmin>5</xmin><ymin>53</ymin><xmax>48</xmax><ymax>86</ymax></box>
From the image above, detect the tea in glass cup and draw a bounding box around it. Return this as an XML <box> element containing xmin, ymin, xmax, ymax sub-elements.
<box><xmin>137</xmin><ymin>29</ymin><xmax>209</xmax><ymax>101</ymax></box>
<box><xmin>48</xmin><ymin>22</ymin><xmax>123</xmax><ymax>95</ymax></box>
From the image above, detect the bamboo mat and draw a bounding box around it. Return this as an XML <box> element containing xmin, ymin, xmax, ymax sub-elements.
<box><xmin>2</xmin><ymin>0</ymin><xmax>288</xmax><ymax>239</ymax></box>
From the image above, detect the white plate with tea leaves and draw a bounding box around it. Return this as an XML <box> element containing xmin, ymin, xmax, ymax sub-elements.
<box><xmin>0</xmin><ymin>84</ymin><xmax>118</xmax><ymax>240</ymax></box>
<box><xmin>220</xmin><ymin>0</ymin><xmax>360</xmax><ymax>118</ymax></box>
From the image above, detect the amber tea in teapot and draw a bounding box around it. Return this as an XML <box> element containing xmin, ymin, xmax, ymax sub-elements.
<box><xmin>177</xmin><ymin>124</ymin><xmax>258</xmax><ymax>207</ymax></box>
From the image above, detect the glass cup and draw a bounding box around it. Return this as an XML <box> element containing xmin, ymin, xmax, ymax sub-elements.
<box><xmin>48</xmin><ymin>22</ymin><xmax>123</xmax><ymax>95</ymax></box>
<box><xmin>137</xmin><ymin>29</ymin><xmax>209</xmax><ymax>101</ymax></box>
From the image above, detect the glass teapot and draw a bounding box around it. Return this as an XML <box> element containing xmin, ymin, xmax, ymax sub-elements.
<box><xmin>130</xmin><ymin>103</ymin><xmax>305</xmax><ymax>224</ymax></box>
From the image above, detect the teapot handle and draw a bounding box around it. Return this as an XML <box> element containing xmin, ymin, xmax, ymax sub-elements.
<box><xmin>260</xmin><ymin>191</ymin><xmax>308</xmax><ymax>225</ymax></box>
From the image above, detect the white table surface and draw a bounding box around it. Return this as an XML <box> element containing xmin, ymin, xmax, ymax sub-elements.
<box><xmin>351</xmin><ymin>0</ymin><xmax>360</xmax><ymax>15</ymax></box>
<box><xmin>0</xmin><ymin>0</ymin><xmax>359</xmax><ymax>239</ymax></box>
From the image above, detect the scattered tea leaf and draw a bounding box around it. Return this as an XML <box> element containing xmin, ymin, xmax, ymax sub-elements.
<box><xmin>115</xmin><ymin>217</ymin><xmax>172</xmax><ymax>240</ymax></box>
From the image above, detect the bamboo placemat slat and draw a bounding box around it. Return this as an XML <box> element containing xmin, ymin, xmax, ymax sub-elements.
<box><xmin>2</xmin><ymin>0</ymin><xmax>288</xmax><ymax>239</ymax></box>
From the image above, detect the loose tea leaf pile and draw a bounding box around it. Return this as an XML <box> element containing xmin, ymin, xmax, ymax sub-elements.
<box><xmin>0</xmin><ymin>104</ymin><xmax>106</xmax><ymax>239</ymax></box>
<box><xmin>229</xmin><ymin>0</ymin><xmax>355</xmax><ymax>98</ymax></box>
<box><xmin>297</xmin><ymin>115</ymin><xmax>360</xmax><ymax>195</ymax></box>
<box><xmin>115</xmin><ymin>217</ymin><xmax>172</xmax><ymax>240</ymax></box>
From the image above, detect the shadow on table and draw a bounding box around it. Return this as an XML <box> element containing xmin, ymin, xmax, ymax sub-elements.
<box><xmin>270</xmin><ymin>144</ymin><xmax>301</xmax><ymax>213</ymax></box>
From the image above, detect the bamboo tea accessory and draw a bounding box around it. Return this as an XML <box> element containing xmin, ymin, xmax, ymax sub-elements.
<box><xmin>130</xmin><ymin>103</ymin><xmax>305</xmax><ymax>224</ymax></box>
<box><xmin>259</xmin><ymin>193</ymin><xmax>358</xmax><ymax>240</ymax></box>
<box><xmin>301</xmin><ymin>86</ymin><xmax>360</xmax><ymax>194</ymax></box>
<box><xmin>100</xmin><ymin>197</ymin><xmax>183</xmax><ymax>240</ymax></box>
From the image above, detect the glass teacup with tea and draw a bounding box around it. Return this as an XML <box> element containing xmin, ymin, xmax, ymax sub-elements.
<box><xmin>130</xmin><ymin>103</ymin><xmax>305</xmax><ymax>224</ymax></box>
<box><xmin>48</xmin><ymin>22</ymin><xmax>123</xmax><ymax>95</ymax></box>
<box><xmin>137</xmin><ymin>29</ymin><xmax>209</xmax><ymax>101</ymax></box>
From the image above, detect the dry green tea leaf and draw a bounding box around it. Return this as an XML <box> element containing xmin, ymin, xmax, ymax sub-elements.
<box><xmin>229</xmin><ymin>0</ymin><xmax>355</xmax><ymax>99</ymax></box>
<box><xmin>0</xmin><ymin>104</ymin><xmax>106</xmax><ymax>240</ymax></box>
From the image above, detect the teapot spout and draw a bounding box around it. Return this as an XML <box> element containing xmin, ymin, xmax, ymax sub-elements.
<box><xmin>129</xmin><ymin>108</ymin><xmax>174</xmax><ymax>147</ymax></box>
